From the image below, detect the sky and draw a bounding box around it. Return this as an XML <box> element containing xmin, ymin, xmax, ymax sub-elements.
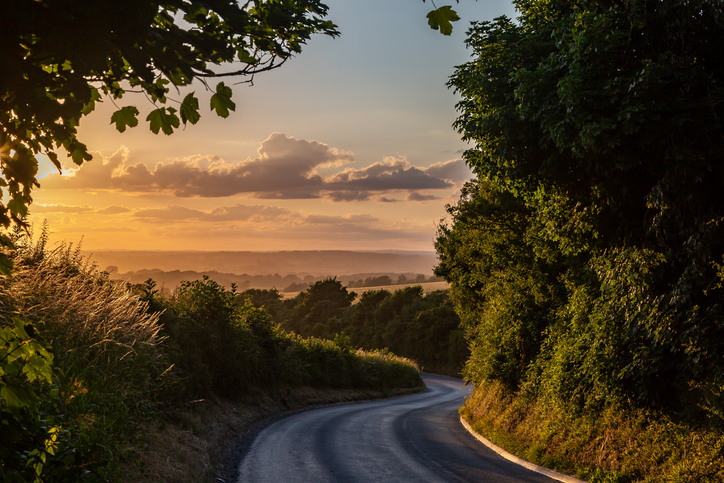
<box><xmin>29</xmin><ymin>0</ymin><xmax>517</xmax><ymax>252</ymax></box>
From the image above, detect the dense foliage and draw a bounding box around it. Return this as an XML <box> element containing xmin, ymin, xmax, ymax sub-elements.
<box><xmin>437</xmin><ymin>0</ymin><xmax>724</xmax><ymax>421</ymax></box>
<box><xmin>242</xmin><ymin>279</ymin><xmax>468</xmax><ymax>376</ymax></box>
<box><xmin>0</xmin><ymin>231</ymin><xmax>422</xmax><ymax>482</ymax></box>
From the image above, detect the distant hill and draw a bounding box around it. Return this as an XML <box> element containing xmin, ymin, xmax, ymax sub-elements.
<box><xmin>109</xmin><ymin>267</ymin><xmax>444</xmax><ymax>293</ymax></box>
<box><xmin>84</xmin><ymin>250</ymin><xmax>438</xmax><ymax>277</ymax></box>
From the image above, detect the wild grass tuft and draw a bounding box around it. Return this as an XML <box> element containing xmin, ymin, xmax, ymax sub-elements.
<box><xmin>0</xmin><ymin>226</ymin><xmax>171</xmax><ymax>481</ymax></box>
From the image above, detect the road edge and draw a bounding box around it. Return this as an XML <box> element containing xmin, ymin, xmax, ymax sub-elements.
<box><xmin>459</xmin><ymin>416</ymin><xmax>587</xmax><ymax>483</ymax></box>
<box><xmin>218</xmin><ymin>386</ymin><xmax>427</xmax><ymax>483</ymax></box>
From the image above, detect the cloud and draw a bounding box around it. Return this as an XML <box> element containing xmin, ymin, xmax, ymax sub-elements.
<box><xmin>132</xmin><ymin>203</ymin><xmax>298</xmax><ymax>224</ymax></box>
<box><xmin>132</xmin><ymin>203</ymin><xmax>383</xmax><ymax>231</ymax></box>
<box><xmin>30</xmin><ymin>204</ymin><xmax>94</xmax><ymax>214</ymax></box>
<box><xmin>304</xmin><ymin>213</ymin><xmax>378</xmax><ymax>225</ymax></box>
<box><xmin>97</xmin><ymin>205</ymin><xmax>131</xmax><ymax>215</ymax></box>
<box><xmin>407</xmin><ymin>192</ymin><xmax>439</xmax><ymax>202</ymax></box>
<box><xmin>133</xmin><ymin>206</ymin><xmax>205</xmax><ymax>221</ymax></box>
<box><xmin>208</xmin><ymin>204</ymin><xmax>294</xmax><ymax>222</ymax></box>
<box><xmin>423</xmin><ymin>158</ymin><xmax>474</xmax><ymax>184</ymax></box>
<box><xmin>41</xmin><ymin>133</ymin><xmax>468</xmax><ymax>202</ymax></box>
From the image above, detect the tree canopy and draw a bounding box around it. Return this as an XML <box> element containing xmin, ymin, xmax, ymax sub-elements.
<box><xmin>437</xmin><ymin>0</ymin><xmax>724</xmax><ymax>416</ymax></box>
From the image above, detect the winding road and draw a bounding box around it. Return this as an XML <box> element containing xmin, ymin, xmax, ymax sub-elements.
<box><xmin>236</xmin><ymin>374</ymin><xmax>559</xmax><ymax>482</ymax></box>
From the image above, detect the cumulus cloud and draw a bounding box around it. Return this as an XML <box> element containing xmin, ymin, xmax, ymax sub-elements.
<box><xmin>41</xmin><ymin>133</ymin><xmax>469</xmax><ymax>202</ymax></box>
<box><xmin>424</xmin><ymin>159</ymin><xmax>474</xmax><ymax>184</ymax></box>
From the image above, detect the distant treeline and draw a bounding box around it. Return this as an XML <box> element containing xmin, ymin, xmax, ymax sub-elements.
<box><xmin>239</xmin><ymin>279</ymin><xmax>468</xmax><ymax>376</ymax></box>
<box><xmin>109</xmin><ymin>267</ymin><xmax>441</xmax><ymax>293</ymax></box>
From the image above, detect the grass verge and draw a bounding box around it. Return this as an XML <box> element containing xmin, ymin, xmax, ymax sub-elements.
<box><xmin>460</xmin><ymin>381</ymin><xmax>724</xmax><ymax>483</ymax></box>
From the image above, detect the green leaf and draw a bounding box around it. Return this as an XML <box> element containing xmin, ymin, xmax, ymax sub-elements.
<box><xmin>70</xmin><ymin>142</ymin><xmax>92</xmax><ymax>165</ymax></box>
<box><xmin>427</xmin><ymin>6</ymin><xmax>460</xmax><ymax>36</ymax></box>
<box><xmin>1</xmin><ymin>384</ymin><xmax>36</xmax><ymax>410</ymax></box>
<box><xmin>46</xmin><ymin>151</ymin><xmax>61</xmax><ymax>172</ymax></box>
<box><xmin>237</xmin><ymin>49</ymin><xmax>257</xmax><ymax>65</ymax></box>
<box><xmin>111</xmin><ymin>106</ymin><xmax>140</xmax><ymax>133</ymax></box>
<box><xmin>147</xmin><ymin>107</ymin><xmax>180</xmax><ymax>135</ymax></box>
<box><xmin>81</xmin><ymin>87</ymin><xmax>102</xmax><ymax>115</ymax></box>
<box><xmin>210</xmin><ymin>82</ymin><xmax>236</xmax><ymax>118</ymax></box>
<box><xmin>8</xmin><ymin>197</ymin><xmax>28</xmax><ymax>217</ymax></box>
<box><xmin>180</xmin><ymin>93</ymin><xmax>201</xmax><ymax>125</ymax></box>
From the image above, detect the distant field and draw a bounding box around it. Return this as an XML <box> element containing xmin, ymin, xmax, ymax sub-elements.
<box><xmin>281</xmin><ymin>281</ymin><xmax>450</xmax><ymax>300</ymax></box>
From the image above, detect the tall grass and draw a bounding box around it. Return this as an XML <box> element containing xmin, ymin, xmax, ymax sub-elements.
<box><xmin>1</xmin><ymin>227</ymin><xmax>171</xmax><ymax>481</ymax></box>
<box><xmin>9</xmin><ymin>235</ymin><xmax>162</xmax><ymax>359</ymax></box>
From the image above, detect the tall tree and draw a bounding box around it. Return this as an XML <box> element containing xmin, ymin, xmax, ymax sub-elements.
<box><xmin>439</xmin><ymin>0</ymin><xmax>724</xmax><ymax>413</ymax></box>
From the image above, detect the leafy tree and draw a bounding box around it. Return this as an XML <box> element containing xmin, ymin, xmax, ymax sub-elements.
<box><xmin>284</xmin><ymin>278</ymin><xmax>355</xmax><ymax>337</ymax></box>
<box><xmin>0</xmin><ymin>0</ymin><xmax>339</xmax><ymax>274</ymax></box>
<box><xmin>238</xmin><ymin>287</ymin><xmax>285</xmax><ymax>318</ymax></box>
<box><xmin>435</xmin><ymin>180</ymin><xmax>562</xmax><ymax>390</ymax></box>
<box><xmin>439</xmin><ymin>0</ymin><xmax>724</xmax><ymax>414</ymax></box>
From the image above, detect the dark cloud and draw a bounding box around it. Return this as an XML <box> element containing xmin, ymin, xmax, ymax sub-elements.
<box><xmin>407</xmin><ymin>192</ymin><xmax>439</xmax><ymax>202</ymax></box>
<box><xmin>325</xmin><ymin>191</ymin><xmax>371</xmax><ymax>202</ymax></box>
<box><xmin>42</xmin><ymin>133</ymin><xmax>467</xmax><ymax>202</ymax></box>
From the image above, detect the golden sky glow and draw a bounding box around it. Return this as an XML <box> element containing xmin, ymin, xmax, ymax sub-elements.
<box><xmin>28</xmin><ymin>0</ymin><xmax>515</xmax><ymax>252</ymax></box>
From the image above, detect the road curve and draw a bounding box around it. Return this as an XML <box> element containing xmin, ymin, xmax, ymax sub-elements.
<box><xmin>236</xmin><ymin>373</ymin><xmax>557</xmax><ymax>483</ymax></box>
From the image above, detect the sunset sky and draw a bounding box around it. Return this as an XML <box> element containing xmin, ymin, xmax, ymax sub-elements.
<box><xmin>29</xmin><ymin>0</ymin><xmax>516</xmax><ymax>252</ymax></box>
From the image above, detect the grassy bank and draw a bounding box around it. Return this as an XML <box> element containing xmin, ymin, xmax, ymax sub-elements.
<box><xmin>0</xmin><ymin>228</ymin><xmax>423</xmax><ymax>482</ymax></box>
<box><xmin>461</xmin><ymin>381</ymin><xmax>724</xmax><ymax>483</ymax></box>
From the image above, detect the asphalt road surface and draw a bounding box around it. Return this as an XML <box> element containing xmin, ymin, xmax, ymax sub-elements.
<box><xmin>236</xmin><ymin>373</ymin><xmax>558</xmax><ymax>482</ymax></box>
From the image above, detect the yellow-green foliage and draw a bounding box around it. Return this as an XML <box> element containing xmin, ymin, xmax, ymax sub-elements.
<box><xmin>461</xmin><ymin>382</ymin><xmax>724</xmax><ymax>483</ymax></box>
<box><xmin>7</xmin><ymin>241</ymin><xmax>163</xmax><ymax>364</ymax></box>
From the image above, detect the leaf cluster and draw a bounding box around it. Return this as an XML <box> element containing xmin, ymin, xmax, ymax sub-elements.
<box><xmin>0</xmin><ymin>0</ymin><xmax>339</xmax><ymax>272</ymax></box>
<box><xmin>438</xmin><ymin>0</ymin><xmax>724</xmax><ymax>420</ymax></box>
